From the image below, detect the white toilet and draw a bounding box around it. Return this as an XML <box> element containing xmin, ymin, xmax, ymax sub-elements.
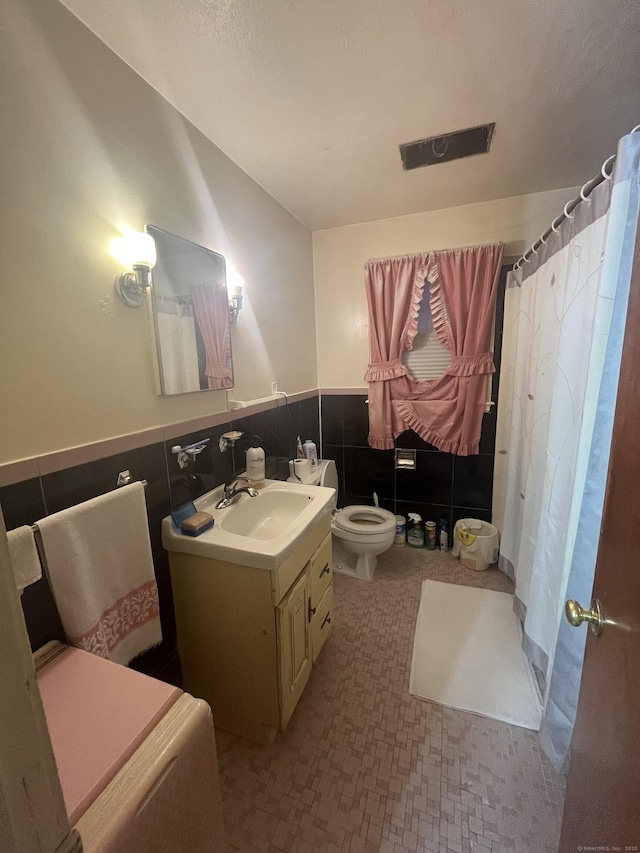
<box><xmin>287</xmin><ymin>459</ymin><xmax>397</xmax><ymax>581</ymax></box>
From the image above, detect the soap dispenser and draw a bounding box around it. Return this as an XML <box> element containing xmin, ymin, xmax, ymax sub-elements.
<box><xmin>245</xmin><ymin>435</ymin><xmax>265</xmax><ymax>486</ymax></box>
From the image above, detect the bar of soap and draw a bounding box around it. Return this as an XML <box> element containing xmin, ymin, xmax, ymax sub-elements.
<box><xmin>181</xmin><ymin>511</ymin><xmax>214</xmax><ymax>536</ymax></box>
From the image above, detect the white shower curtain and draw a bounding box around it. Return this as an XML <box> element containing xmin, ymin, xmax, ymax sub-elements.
<box><xmin>493</xmin><ymin>132</ymin><xmax>640</xmax><ymax>762</ymax></box>
<box><xmin>156</xmin><ymin>306</ymin><xmax>200</xmax><ymax>394</ymax></box>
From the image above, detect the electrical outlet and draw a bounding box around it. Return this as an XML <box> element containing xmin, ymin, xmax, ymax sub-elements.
<box><xmin>271</xmin><ymin>382</ymin><xmax>278</xmax><ymax>394</ymax></box>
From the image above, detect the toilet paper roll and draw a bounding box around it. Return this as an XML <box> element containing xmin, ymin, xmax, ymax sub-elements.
<box><xmin>293</xmin><ymin>458</ymin><xmax>312</xmax><ymax>479</ymax></box>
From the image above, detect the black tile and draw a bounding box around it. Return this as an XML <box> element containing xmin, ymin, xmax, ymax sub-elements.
<box><xmin>19</xmin><ymin>576</ymin><xmax>67</xmax><ymax>651</ymax></box>
<box><xmin>395</xmin><ymin>430</ymin><xmax>441</xmax><ymax>452</ymax></box>
<box><xmin>273</xmin><ymin>398</ymin><xmax>301</xmax><ymax>466</ymax></box>
<box><xmin>41</xmin><ymin>443</ymin><xmax>169</xmax><ymax>515</ymax></box>
<box><xmin>299</xmin><ymin>395</ymin><xmax>321</xmax><ymax>449</ymax></box>
<box><xmin>492</xmin><ymin>332</ymin><xmax>503</xmax><ymax>397</ymax></box>
<box><xmin>395</xmin><ymin>450</ymin><xmax>453</xmax><ymax>506</ymax></box>
<box><xmin>451</xmin><ymin>506</ymin><xmax>493</xmax><ymax>527</ymax></box>
<box><xmin>321</xmin><ymin>446</ymin><xmax>344</xmax><ymax>493</ymax></box>
<box><xmin>321</xmin><ymin>395</ymin><xmax>343</xmax><ymax>446</ymax></box>
<box><xmin>343</xmin><ymin>447</ymin><xmax>394</xmax><ymax>500</ymax></box>
<box><xmin>342</xmin><ymin>395</ymin><xmax>370</xmax><ymax>447</ymax></box>
<box><xmin>452</xmin><ymin>455</ymin><xmax>495</xmax><ymax>511</ymax></box>
<box><xmin>337</xmin><ymin>493</ymin><xmax>395</xmax><ymax>515</ymax></box>
<box><xmin>478</xmin><ymin>403</ymin><xmax>497</xmax><ymax>454</ymax></box>
<box><xmin>0</xmin><ymin>477</ymin><xmax>45</xmax><ymax>529</ymax></box>
<box><xmin>232</xmin><ymin>408</ymin><xmax>274</xmax><ymax>447</ymax></box>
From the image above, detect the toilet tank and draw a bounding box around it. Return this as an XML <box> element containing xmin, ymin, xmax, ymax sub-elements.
<box><xmin>317</xmin><ymin>459</ymin><xmax>339</xmax><ymax>492</ymax></box>
<box><xmin>286</xmin><ymin>459</ymin><xmax>339</xmax><ymax>493</ymax></box>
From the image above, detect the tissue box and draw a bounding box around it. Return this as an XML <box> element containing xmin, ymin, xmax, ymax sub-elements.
<box><xmin>181</xmin><ymin>512</ymin><xmax>214</xmax><ymax>536</ymax></box>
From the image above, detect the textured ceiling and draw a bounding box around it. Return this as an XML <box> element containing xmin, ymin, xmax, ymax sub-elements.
<box><xmin>60</xmin><ymin>0</ymin><xmax>640</xmax><ymax>230</ymax></box>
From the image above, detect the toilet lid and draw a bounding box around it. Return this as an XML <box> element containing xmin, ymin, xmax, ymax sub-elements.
<box><xmin>333</xmin><ymin>505</ymin><xmax>397</xmax><ymax>535</ymax></box>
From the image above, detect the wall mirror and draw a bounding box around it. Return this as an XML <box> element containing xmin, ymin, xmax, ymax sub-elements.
<box><xmin>147</xmin><ymin>225</ymin><xmax>234</xmax><ymax>395</ymax></box>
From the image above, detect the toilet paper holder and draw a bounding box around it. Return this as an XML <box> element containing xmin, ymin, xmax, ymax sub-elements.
<box><xmin>394</xmin><ymin>449</ymin><xmax>416</xmax><ymax>471</ymax></box>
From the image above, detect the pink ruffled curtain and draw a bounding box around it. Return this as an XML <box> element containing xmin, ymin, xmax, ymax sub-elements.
<box><xmin>192</xmin><ymin>284</ymin><xmax>233</xmax><ymax>390</ymax></box>
<box><xmin>365</xmin><ymin>243</ymin><xmax>503</xmax><ymax>456</ymax></box>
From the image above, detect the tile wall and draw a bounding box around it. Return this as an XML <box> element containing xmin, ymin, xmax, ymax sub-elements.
<box><xmin>0</xmin><ymin>395</ymin><xmax>320</xmax><ymax>685</ymax></box>
<box><xmin>321</xmin><ymin>267</ymin><xmax>507</xmax><ymax>542</ymax></box>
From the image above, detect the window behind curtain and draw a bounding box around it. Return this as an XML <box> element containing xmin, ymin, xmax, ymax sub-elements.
<box><xmin>402</xmin><ymin>297</ymin><xmax>452</xmax><ymax>381</ymax></box>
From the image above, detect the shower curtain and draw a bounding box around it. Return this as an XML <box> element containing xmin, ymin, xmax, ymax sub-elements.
<box><xmin>155</xmin><ymin>300</ymin><xmax>200</xmax><ymax>394</ymax></box>
<box><xmin>493</xmin><ymin>131</ymin><xmax>640</xmax><ymax>769</ymax></box>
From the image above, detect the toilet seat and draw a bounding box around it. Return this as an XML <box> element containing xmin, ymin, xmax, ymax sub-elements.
<box><xmin>333</xmin><ymin>505</ymin><xmax>396</xmax><ymax>536</ymax></box>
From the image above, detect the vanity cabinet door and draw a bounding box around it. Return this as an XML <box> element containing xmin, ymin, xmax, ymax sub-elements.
<box><xmin>311</xmin><ymin>585</ymin><xmax>333</xmax><ymax>663</ymax></box>
<box><xmin>277</xmin><ymin>567</ymin><xmax>312</xmax><ymax>729</ymax></box>
<box><xmin>309</xmin><ymin>533</ymin><xmax>333</xmax><ymax>610</ymax></box>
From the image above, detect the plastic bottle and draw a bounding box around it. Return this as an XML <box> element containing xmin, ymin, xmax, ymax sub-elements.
<box><xmin>425</xmin><ymin>520</ymin><xmax>437</xmax><ymax>550</ymax></box>
<box><xmin>407</xmin><ymin>513</ymin><xmax>424</xmax><ymax>548</ymax></box>
<box><xmin>245</xmin><ymin>436</ymin><xmax>265</xmax><ymax>485</ymax></box>
<box><xmin>302</xmin><ymin>439</ymin><xmax>318</xmax><ymax>467</ymax></box>
<box><xmin>439</xmin><ymin>517</ymin><xmax>449</xmax><ymax>552</ymax></box>
<box><xmin>394</xmin><ymin>515</ymin><xmax>407</xmax><ymax>547</ymax></box>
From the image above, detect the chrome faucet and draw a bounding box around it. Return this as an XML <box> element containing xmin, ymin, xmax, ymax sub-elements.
<box><xmin>214</xmin><ymin>477</ymin><xmax>258</xmax><ymax>509</ymax></box>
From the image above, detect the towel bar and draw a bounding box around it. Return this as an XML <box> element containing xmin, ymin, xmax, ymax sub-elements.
<box><xmin>30</xmin><ymin>479</ymin><xmax>148</xmax><ymax>533</ymax></box>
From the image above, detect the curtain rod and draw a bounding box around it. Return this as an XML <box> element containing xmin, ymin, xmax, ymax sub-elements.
<box><xmin>514</xmin><ymin>123</ymin><xmax>640</xmax><ymax>272</ymax></box>
<box><xmin>366</xmin><ymin>241</ymin><xmax>502</xmax><ymax>266</ymax></box>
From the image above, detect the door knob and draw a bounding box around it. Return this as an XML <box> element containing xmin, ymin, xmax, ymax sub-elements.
<box><xmin>565</xmin><ymin>598</ymin><xmax>604</xmax><ymax>635</ymax></box>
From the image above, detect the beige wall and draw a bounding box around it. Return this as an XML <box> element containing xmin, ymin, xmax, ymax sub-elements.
<box><xmin>313</xmin><ymin>188</ymin><xmax>580</xmax><ymax>388</ymax></box>
<box><xmin>0</xmin><ymin>0</ymin><xmax>317</xmax><ymax>466</ymax></box>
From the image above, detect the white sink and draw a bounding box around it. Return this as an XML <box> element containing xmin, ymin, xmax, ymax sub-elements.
<box><xmin>218</xmin><ymin>489</ymin><xmax>313</xmax><ymax>540</ymax></box>
<box><xmin>161</xmin><ymin>478</ymin><xmax>336</xmax><ymax>570</ymax></box>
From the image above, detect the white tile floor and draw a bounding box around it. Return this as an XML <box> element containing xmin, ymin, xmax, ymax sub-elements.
<box><xmin>216</xmin><ymin>548</ymin><xmax>566</xmax><ymax>852</ymax></box>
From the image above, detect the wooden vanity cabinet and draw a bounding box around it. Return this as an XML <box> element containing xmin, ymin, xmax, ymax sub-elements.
<box><xmin>167</xmin><ymin>516</ymin><xmax>333</xmax><ymax>744</ymax></box>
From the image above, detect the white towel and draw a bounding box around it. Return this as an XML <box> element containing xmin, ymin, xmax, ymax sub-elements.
<box><xmin>37</xmin><ymin>483</ymin><xmax>162</xmax><ymax>666</ymax></box>
<box><xmin>7</xmin><ymin>525</ymin><xmax>42</xmax><ymax>591</ymax></box>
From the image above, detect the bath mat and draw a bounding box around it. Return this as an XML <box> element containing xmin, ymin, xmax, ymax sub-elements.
<box><xmin>409</xmin><ymin>580</ymin><xmax>542</xmax><ymax>730</ymax></box>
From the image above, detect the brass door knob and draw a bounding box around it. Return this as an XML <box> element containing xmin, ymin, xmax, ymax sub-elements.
<box><xmin>565</xmin><ymin>598</ymin><xmax>604</xmax><ymax>635</ymax></box>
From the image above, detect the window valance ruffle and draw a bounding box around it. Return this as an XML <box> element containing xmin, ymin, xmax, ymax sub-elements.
<box><xmin>364</xmin><ymin>244</ymin><xmax>503</xmax><ymax>456</ymax></box>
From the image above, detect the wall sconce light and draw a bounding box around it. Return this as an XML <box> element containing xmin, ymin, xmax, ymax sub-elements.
<box><xmin>229</xmin><ymin>284</ymin><xmax>243</xmax><ymax>324</ymax></box>
<box><xmin>115</xmin><ymin>231</ymin><xmax>157</xmax><ymax>308</ymax></box>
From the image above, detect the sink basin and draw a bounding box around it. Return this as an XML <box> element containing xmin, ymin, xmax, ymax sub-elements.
<box><xmin>161</xmin><ymin>478</ymin><xmax>336</xmax><ymax>570</ymax></box>
<box><xmin>218</xmin><ymin>489</ymin><xmax>313</xmax><ymax>540</ymax></box>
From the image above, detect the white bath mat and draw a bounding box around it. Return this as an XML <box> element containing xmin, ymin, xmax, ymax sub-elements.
<box><xmin>409</xmin><ymin>580</ymin><xmax>542</xmax><ymax>730</ymax></box>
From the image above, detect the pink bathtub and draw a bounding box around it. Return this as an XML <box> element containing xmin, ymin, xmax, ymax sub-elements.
<box><xmin>36</xmin><ymin>643</ymin><xmax>226</xmax><ymax>852</ymax></box>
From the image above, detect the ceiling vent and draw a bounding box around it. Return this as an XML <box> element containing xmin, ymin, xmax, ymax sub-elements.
<box><xmin>399</xmin><ymin>123</ymin><xmax>495</xmax><ymax>171</ymax></box>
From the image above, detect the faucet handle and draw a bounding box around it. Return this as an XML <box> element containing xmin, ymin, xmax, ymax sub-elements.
<box><xmin>224</xmin><ymin>475</ymin><xmax>248</xmax><ymax>495</ymax></box>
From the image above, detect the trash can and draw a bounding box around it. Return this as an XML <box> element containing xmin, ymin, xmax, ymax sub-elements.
<box><xmin>452</xmin><ymin>518</ymin><xmax>499</xmax><ymax>571</ymax></box>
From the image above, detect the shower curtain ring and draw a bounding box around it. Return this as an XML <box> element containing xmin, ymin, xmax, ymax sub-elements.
<box><xmin>580</xmin><ymin>177</ymin><xmax>598</xmax><ymax>201</ymax></box>
<box><xmin>563</xmin><ymin>199</ymin><xmax>577</xmax><ymax>220</ymax></box>
<box><xmin>550</xmin><ymin>215</ymin><xmax>563</xmax><ymax>233</ymax></box>
<box><xmin>601</xmin><ymin>155</ymin><xmax>615</xmax><ymax>180</ymax></box>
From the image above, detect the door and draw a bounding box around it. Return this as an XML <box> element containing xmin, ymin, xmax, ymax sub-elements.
<box><xmin>277</xmin><ymin>566</ymin><xmax>312</xmax><ymax>729</ymax></box>
<box><xmin>559</xmin><ymin>232</ymin><xmax>640</xmax><ymax>847</ymax></box>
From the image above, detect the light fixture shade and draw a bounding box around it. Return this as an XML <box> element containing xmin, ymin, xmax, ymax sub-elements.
<box><xmin>120</xmin><ymin>231</ymin><xmax>156</xmax><ymax>269</ymax></box>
